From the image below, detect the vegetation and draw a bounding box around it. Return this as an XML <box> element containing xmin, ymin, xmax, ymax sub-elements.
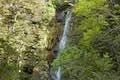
<box><xmin>52</xmin><ymin>0</ymin><xmax>120</xmax><ymax>80</ymax></box>
<box><xmin>0</xmin><ymin>0</ymin><xmax>120</xmax><ymax>80</ymax></box>
<box><xmin>0</xmin><ymin>0</ymin><xmax>56</xmax><ymax>80</ymax></box>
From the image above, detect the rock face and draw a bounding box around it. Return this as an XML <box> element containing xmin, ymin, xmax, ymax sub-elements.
<box><xmin>0</xmin><ymin>0</ymin><xmax>61</xmax><ymax>80</ymax></box>
<box><xmin>56</xmin><ymin>2</ymin><xmax>73</xmax><ymax>22</ymax></box>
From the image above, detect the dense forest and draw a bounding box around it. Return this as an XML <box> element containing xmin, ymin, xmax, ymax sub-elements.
<box><xmin>0</xmin><ymin>0</ymin><xmax>120</xmax><ymax>80</ymax></box>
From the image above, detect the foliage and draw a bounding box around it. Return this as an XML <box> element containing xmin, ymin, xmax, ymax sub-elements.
<box><xmin>52</xmin><ymin>0</ymin><xmax>120</xmax><ymax>80</ymax></box>
<box><xmin>0</xmin><ymin>0</ymin><xmax>56</xmax><ymax>80</ymax></box>
<box><xmin>0</xmin><ymin>38</ymin><xmax>18</xmax><ymax>80</ymax></box>
<box><xmin>93</xmin><ymin>1</ymin><xmax>120</xmax><ymax>71</ymax></box>
<box><xmin>52</xmin><ymin>46</ymin><xmax>117</xmax><ymax>80</ymax></box>
<box><xmin>0</xmin><ymin>0</ymin><xmax>120</xmax><ymax>80</ymax></box>
<box><xmin>93</xmin><ymin>26</ymin><xmax>120</xmax><ymax>70</ymax></box>
<box><xmin>52</xmin><ymin>0</ymin><xmax>69</xmax><ymax>7</ymax></box>
<box><xmin>74</xmin><ymin>0</ymin><xmax>106</xmax><ymax>16</ymax></box>
<box><xmin>70</xmin><ymin>0</ymin><xmax>108</xmax><ymax>49</ymax></box>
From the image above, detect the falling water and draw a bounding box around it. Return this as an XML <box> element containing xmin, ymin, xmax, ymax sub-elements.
<box><xmin>55</xmin><ymin>67</ymin><xmax>61</xmax><ymax>80</ymax></box>
<box><xmin>54</xmin><ymin>11</ymin><xmax>71</xmax><ymax>80</ymax></box>
<box><xmin>59</xmin><ymin>11</ymin><xmax>71</xmax><ymax>50</ymax></box>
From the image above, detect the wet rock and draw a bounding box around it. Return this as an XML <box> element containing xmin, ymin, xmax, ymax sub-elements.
<box><xmin>55</xmin><ymin>2</ymin><xmax>73</xmax><ymax>22</ymax></box>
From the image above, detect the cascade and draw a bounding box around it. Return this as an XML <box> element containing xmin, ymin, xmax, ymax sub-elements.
<box><xmin>59</xmin><ymin>11</ymin><xmax>71</xmax><ymax>51</ymax></box>
<box><xmin>53</xmin><ymin>11</ymin><xmax>71</xmax><ymax>80</ymax></box>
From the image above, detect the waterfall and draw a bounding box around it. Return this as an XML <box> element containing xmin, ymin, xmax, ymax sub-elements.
<box><xmin>59</xmin><ymin>11</ymin><xmax>71</xmax><ymax>50</ymax></box>
<box><xmin>55</xmin><ymin>67</ymin><xmax>61</xmax><ymax>80</ymax></box>
<box><xmin>54</xmin><ymin>11</ymin><xmax>72</xmax><ymax>80</ymax></box>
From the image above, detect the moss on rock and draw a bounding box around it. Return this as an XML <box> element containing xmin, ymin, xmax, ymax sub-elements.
<box><xmin>0</xmin><ymin>0</ymin><xmax>60</xmax><ymax>80</ymax></box>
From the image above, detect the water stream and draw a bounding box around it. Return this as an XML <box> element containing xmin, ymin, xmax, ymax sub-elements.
<box><xmin>54</xmin><ymin>11</ymin><xmax>72</xmax><ymax>80</ymax></box>
<box><xmin>59</xmin><ymin>11</ymin><xmax>71</xmax><ymax>50</ymax></box>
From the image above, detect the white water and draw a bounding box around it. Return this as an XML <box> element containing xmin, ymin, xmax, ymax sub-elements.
<box><xmin>59</xmin><ymin>11</ymin><xmax>71</xmax><ymax>50</ymax></box>
<box><xmin>55</xmin><ymin>11</ymin><xmax>71</xmax><ymax>80</ymax></box>
<box><xmin>55</xmin><ymin>67</ymin><xmax>61</xmax><ymax>80</ymax></box>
